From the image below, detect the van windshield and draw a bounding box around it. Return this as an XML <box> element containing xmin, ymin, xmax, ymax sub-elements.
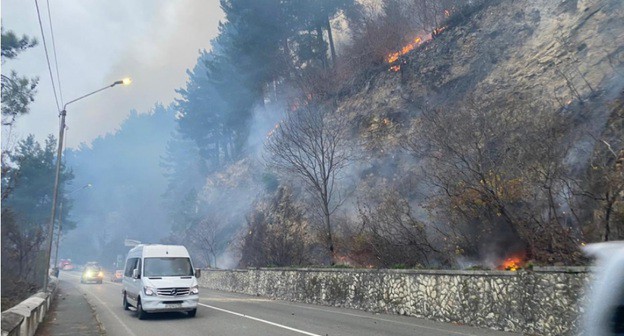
<box><xmin>143</xmin><ymin>257</ymin><xmax>193</xmax><ymax>277</ymax></box>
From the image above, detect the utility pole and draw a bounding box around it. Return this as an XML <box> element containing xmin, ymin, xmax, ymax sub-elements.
<box><xmin>43</xmin><ymin>109</ymin><xmax>66</xmax><ymax>290</ymax></box>
<box><xmin>43</xmin><ymin>78</ymin><xmax>131</xmax><ymax>291</ymax></box>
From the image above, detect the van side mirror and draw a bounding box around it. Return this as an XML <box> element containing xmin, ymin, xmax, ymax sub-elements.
<box><xmin>132</xmin><ymin>269</ymin><xmax>140</xmax><ymax>279</ymax></box>
<box><xmin>195</xmin><ymin>269</ymin><xmax>201</xmax><ymax>278</ymax></box>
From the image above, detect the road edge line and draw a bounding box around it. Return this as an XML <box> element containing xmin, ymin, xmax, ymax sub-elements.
<box><xmin>198</xmin><ymin>302</ymin><xmax>321</xmax><ymax>336</ymax></box>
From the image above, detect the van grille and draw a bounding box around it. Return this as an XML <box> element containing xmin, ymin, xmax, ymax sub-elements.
<box><xmin>157</xmin><ymin>287</ymin><xmax>190</xmax><ymax>296</ymax></box>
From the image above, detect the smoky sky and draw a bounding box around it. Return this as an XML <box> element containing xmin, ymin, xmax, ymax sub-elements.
<box><xmin>1</xmin><ymin>0</ymin><xmax>224</xmax><ymax>148</ymax></box>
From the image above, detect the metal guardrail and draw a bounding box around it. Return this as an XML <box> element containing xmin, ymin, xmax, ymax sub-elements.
<box><xmin>1</xmin><ymin>278</ymin><xmax>58</xmax><ymax>336</ymax></box>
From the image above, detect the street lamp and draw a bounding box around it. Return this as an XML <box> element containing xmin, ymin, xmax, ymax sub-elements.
<box><xmin>44</xmin><ymin>78</ymin><xmax>131</xmax><ymax>291</ymax></box>
<box><xmin>52</xmin><ymin>183</ymin><xmax>92</xmax><ymax>277</ymax></box>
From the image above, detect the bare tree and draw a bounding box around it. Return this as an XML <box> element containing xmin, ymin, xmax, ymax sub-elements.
<box><xmin>238</xmin><ymin>186</ymin><xmax>311</xmax><ymax>267</ymax></box>
<box><xmin>573</xmin><ymin>144</ymin><xmax>624</xmax><ymax>242</ymax></box>
<box><xmin>358</xmin><ymin>189</ymin><xmax>442</xmax><ymax>267</ymax></box>
<box><xmin>191</xmin><ymin>216</ymin><xmax>224</xmax><ymax>268</ymax></box>
<box><xmin>408</xmin><ymin>95</ymin><xmax>584</xmax><ymax>264</ymax></box>
<box><xmin>265</xmin><ymin>102</ymin><xmax>351</xmax><ymax>264</ymax></box>
<box><xmin>1</xmin><ymin>209</ymin><xmax>47</xmax><ymax>308</ymax></box>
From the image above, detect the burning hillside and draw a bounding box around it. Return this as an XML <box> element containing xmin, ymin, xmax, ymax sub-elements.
<box><xmin>336</xmin><ymin>0</ymin><xmax>624</xmax><ymax>266</ymax></box>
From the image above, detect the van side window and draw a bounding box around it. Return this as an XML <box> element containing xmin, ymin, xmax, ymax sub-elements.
<box><xmin>124</xmin><ymin>258</ymin><xmax>137</xmax><ymax>277</ymax></box>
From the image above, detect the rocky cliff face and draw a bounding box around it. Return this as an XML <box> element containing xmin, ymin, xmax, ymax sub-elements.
<box><xmin>340</xmin><ymin>0</ymin><xmax>623</xmax><ymax>152</ymax></box>
<box><xmin>328</xmin><ymin>0</ymin><xmax>624</xmax><ymax>264</ymax></box>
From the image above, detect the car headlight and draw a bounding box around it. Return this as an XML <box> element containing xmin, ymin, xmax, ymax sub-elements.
<box><xmin>144</xmin><ymin>286</ymin><xmax>157</xmax><ymax>296</ymax></box>
<box><xmin>98</xmin><ymin>271</ymin><xmax>104</xmax><ymax>277</ymax></box>
<box><xmin>190</xmin><ymin>285</ymin><xmax>199</xmax><ymax>295</ymax></box>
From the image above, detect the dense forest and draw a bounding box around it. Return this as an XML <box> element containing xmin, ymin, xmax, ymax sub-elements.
<box><xmin>2</xmin><ymin>0</ymin><xmax>623</xmax><ymax>308</ymax></box>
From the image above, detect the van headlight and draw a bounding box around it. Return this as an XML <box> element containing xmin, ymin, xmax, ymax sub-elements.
<box><xmin>144</xmin><ymin>286</ymin><xmax>157</xmax><ymax>296</ymax></box>
<box><xmin>190</xmin><ymin>285</ymin><xmax>199</xmax><ymax>295</ymax></box>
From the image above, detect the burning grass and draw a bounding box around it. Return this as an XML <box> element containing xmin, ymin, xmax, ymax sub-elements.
<box><xmin>496</xmin><ymin>253</ymin><xmax>527</xmax><ymax>271</ymax></box>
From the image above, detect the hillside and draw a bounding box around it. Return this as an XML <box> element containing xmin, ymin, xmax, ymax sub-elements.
<box><xmin>56</xmin><ymin>0</ymin><xmax>624</xmax><ymax>270</ymax></box>
<box><xmin>341</xmin><ymin>0</ymin><xmax>623</xmax><ymax>151</ymax></box>
<box><xmin>327</xmin><ymin>0</ymin><xmax>624</xmax><ymax>266</ymax></box>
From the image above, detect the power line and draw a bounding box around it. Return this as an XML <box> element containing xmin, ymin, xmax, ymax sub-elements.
<box><xmin>34</xmin><ymin>0</ymin><xmax>61</xmax><ymax>112</ymax></box>
<box><xmin>46</xmin><ymin>0</ymin><xmax>64</xmax><ymax>106</ymax></box>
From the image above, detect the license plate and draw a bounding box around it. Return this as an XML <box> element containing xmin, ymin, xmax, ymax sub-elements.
<box><xmin>165</xmin><ymin>303</ymin><xmax>182</xmax><ymax>308</ymax></box>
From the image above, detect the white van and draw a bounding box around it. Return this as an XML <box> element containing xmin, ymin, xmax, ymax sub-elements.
<box><xmin>122</xmin><ymin>244</ymin><xmax>201</xmax><ymax>319</ymax></box>
<box><xmin>583</xmin><ymin>241</ymin><xmax>624</xmax><ymax>335</ymax></box>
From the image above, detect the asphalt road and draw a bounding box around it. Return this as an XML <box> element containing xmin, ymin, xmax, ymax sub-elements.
<box><xmin>60</xmin><ymin>271</ymin><xmax>519</xmax><ymax>336</ymax></box>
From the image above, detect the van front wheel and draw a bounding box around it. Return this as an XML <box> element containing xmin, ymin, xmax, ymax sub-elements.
<box><xmin>137</xmin><ymin>299</ymin><xmax>147</xmax><ymax>320</ymax></box>
<box><xmin>188</xmin><ymin>308</ymin><xmax>197</xmax><ymax>317</ymax></box>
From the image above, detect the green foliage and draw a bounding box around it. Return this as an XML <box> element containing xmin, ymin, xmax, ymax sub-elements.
<box><xmin>330</xmin><ymin>263</ymin><xmax>353</xmax><ymax>269</ymax></box>
<box><xmin>175</xmin><ymin>0</ymin><xmax>358</xmax><ymax>170</ymax></box>
<box><xmin>1</xmin><ymin>27</ymin><xmax>37</xmax><ymax>60</ymax></box>
<box><xmin>2</xmin><ymin>135</ymin><xmax>73</xmax><ymax>294</ymax></box>
<box><xmin>3</xmin><ymin>135</ymin><xmax>74</xmax><ymax>230</ymax></box>
<box><xmin>219</xmin><ymin>0</ymin><xmax>288</xmax><ymax>88</ymax></box>
<box><xmin>161</xmin><ymin>129</ymin><xmax>205</xmax><ymax>234</ymax></box>
<box><xmin>170</xmin><ymin>189</ymin><xmax>200</xmax><ymax>232</ymax></box>
<box><xmin>261</xmin><ymin>172</ymin><xmax>279</xmax><ymax>192</ymax></box>
<box><xmin>175</xmin><ymin>48</ymin><xmax>253</xmax><ymax>168</ymax></box>
<box><xmin>391</xmin><ymin>263</ymin><xmax>408</xmax><ymax>269</ymax></box>
<box><xmin>1</xmin><ymin>28</ymin><xmax>39</xmax><ymax>126</ymax></box>
<box><xmin>1</xmin><ymin>71</ymin><xmax>38</xmax><ymax>126</ymax></box>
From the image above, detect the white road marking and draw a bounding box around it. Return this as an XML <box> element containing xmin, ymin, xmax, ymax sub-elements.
<box><xmin>198</xmin><ymin>302</ymin><xmax>322</xmax><ymax>336</ymax></box>
<box><xmin>206</xmin><ymin>297</ymin><xmax>272</xmax><ymax>303</ymax></box>
<box><xmin>64</xmin><ymin>273</ymin><xmax>138</xmax><ymax>336</ymax></box>
<box><xmin>203</xmin><ymin>291</ymin><xmax>478</xmax><ymax>336</ymax></box>
<box><xmin>269</xmin><ymin>302</ymin><xmax>479</xmax><ymax>336</ymax></box>
<box><xmin>63</xmin><ymin>273</ymin><xmax>478</xmax><ymax>336</ymax></box>
<box><xmin>87</xmin><ymin>290</ymin><xmax>139</xmax><ymax>336</ymax></box>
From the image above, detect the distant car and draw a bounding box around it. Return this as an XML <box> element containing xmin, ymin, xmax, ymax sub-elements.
<box><xmin>59</xmin><ymin>259</ymin><xmax>74</xmax><ymax>270</ymax></box>
<box><xmin>81</xmin><ymin>265</ymin><xmax>104</xmax><ymax>284</ymax></box>
<box><xmin>583</xmin><ymin>241</ymin><xmax>624</xmax><ymax>335</ymax></box>
<box><xmin>111</xmin><ymin>270</ymin><xmax>123</xmax><ymax>282</ymax></box>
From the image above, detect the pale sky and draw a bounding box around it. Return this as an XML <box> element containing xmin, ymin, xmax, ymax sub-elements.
<box><xmin>2</xmin><ymin>0</ymin><xmax>224</xmax><ymax>148</ymax></box>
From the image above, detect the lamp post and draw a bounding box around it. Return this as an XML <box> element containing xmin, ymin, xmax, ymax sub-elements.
<box><xmin>44</xmin><ymin>78</ymin><xmax>131</xmax><ymax>291</ymax></box>
<box><xmin>52</xmin><ymin>183</ymin><xmax>92</xmax><ymax>277</ymax></box>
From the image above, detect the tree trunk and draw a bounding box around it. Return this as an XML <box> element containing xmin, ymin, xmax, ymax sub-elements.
<box><xmin>322</xmin><ymin>201</ymin><xmax>334</xmax><ymax>265</ymax></box>
<box><xmin>604</xmin><ymin>192</ymin><xmax>614</xmax><ymax>241</ymax></box>
<box><xmin>316</xmin><ymin>25</ymin><xmax>327</xmax><ymax>69</ymax></box>
<box><xmin>325</xmin><ymin>16</ymin><xmax>337</xmax><ymax>68</ymax></box>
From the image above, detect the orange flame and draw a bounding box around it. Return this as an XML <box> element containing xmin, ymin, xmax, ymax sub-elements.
<box><xmin>385</xmin><ymin>8</ymin><xmax>453</xmax><ymax>72</ymax></box>
<box><xmin>386</xmin><ymin>36</ymin><xmax>423</xmax><ymax>64</ymax></box>
<box><xmin>432</xmin><ymin>26</ymin><xmax>447</xmax><ymax>37</ymax></box>
<box><xmin>497</xmin><ymin>253</ymin><xmax>526</xmax><ymax>271</ymax></box>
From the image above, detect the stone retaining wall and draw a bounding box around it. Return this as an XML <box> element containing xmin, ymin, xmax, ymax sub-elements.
<box><xmin>198</xmin><ymin>267</ymin><xmax>589</xmax><ymax>335</ymax></box>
